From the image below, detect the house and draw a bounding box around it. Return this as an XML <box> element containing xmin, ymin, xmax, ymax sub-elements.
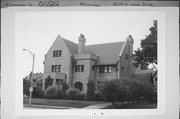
<box><xmin>133</xmin><ymin>67</ymin><xmax>157</xmax><ymax>90</ymax></box>
<box><xmin>42</xmin><ymin>34</ymin><xmax>134</xmax><ymax>94</ymax></box>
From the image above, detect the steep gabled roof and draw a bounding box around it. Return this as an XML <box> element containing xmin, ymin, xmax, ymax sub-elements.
<box><xmin>59</xmin><ymin>35</ymin><xmax>125</xmax><ymax>64</ymax></box>
<box><xmin>62</xmin><ymin>38</ymin><xmax>78</xmax><ymax>55</ymax></box>
<box><xmin>85</xmin><ymin>42</ymin><xmax>124</xmax><ymax>64</ymax></box>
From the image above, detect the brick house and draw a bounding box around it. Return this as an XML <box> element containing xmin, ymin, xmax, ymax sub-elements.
<box><xmin>42</xmin><ymin>34</ymin><xmax>134</xmax><ymax>94</ymax></box>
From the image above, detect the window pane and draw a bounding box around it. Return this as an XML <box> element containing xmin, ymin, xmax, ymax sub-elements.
<box><xmin>58</xmin><ymin>65</ymin><xmax>61</xmax><ymax>72</ymax></box>
<box><xmin>104</xmin><ymin>66</ymin><xmax>107</xmax><ymax>73</ymax></box>
<box><xmin>53</xmin><ymin>51</ymin><xmax>55</xmax><ymax>57</ymax></box>
<box><xmin>99</xmin><ymin>66</ymin><xmax>104</xmax><ymax>73</ymax></box>
<box><xmin>77</xmin><ymin>65</ymin><xmax>80</xmax><ymax>72</ymax></box>
<box><xmin>81</xmin><ymin>65</ymin><xmax>84</xmax><ymax>72</ymax></box>
<box><xmin>59</xmin><ymin>50</ymin><xmax>62</xmax><ymax>57</ymax></box>
<box><xmin>51</xmin><ymin>65</ymin><xmax>54</xmax><ymax>72</ymax></box>
<box><xmin>108</xmin><ymin>66</ymin><xmax>111</xmax><ymax>73</ymax></box>
<box><xmin>55</xmin><ymin>65</ymin><xmax>58</xmax><ymax>72</ymax></box>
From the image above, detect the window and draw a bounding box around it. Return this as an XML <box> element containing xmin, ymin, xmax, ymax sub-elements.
<box><xmin>51</xmin><ymin>65</ymin><xmax>61</xmax><ymax>72</ymax></box>
<box><xmin>53</xmin><ymin>50</ymin><xmax>62</xmax><ymax>57</ymax></box>
<box><xmin>81</xmin><ymin>65</ymin><xmax>84</xmax><ymax>72</ymax></box>
<box><xmin>74</xmin><ymin>82</ymin><xmax>83</xmax><ymax>91</ymax></box>
<box><xmin>75</xmin><ymin>65</ymin><xmax>84</xmax><ymax>72</ymax></box>
<box><xmin>56</xmin><ymin>79</ymin><xmax>63</xmax><ymax>84</ymax></box>
<box><xmin>99</xmin><ymin>66</ymin><xmax>112</xmax><ymax>73</ymax></box>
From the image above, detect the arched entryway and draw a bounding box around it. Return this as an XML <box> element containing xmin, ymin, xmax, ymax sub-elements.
<box><xmin>74</xmin><ymin>81</ymin><xmax>83</xmax><ymax>91</ymax></box>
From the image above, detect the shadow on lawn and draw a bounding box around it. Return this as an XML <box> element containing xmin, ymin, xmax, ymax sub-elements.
<box><xmin>102</xmin><ymin>102</ymin><xmax>157</xmax><ymax>109</ymax></box>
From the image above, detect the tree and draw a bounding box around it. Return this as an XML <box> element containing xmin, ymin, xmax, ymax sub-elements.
<box><xmin>134</xmin><ymin>20</ymin><xmax>157</xmax><ymax>70</ymax></box>
<box><xmin>23</xmin><ymin>78</ymin><xmax>31</xmax><ymax>96</ymax></box>
<box><xmin>100</xmin><ymin>79</ymin><xmax>122</xmax><ymax>108</ymax></box>
<box><xmin>87</xmin><ymin>80</ymin><xmax>96</xmax><ymax>101</ymax></box>
<box><xmin>45</xmin><ymin>76</ymin><xmax>53</xmax><ymax>89</ymax></box>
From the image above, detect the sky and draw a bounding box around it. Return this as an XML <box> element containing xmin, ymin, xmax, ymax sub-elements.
<box><xmin>15</xmin><ymin>11</ymin><xmax>159</xmax><ymax>77</ymax></box>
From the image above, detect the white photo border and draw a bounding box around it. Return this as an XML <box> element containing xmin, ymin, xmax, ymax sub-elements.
<box><xmin>14</xmin><ymin>8</ymin><xmax>166</xmax><ymax>117</ymax></box>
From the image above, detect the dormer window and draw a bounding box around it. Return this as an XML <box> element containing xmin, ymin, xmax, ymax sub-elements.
<box><xmin>53</xmin><ymin>50</ymin><xmax>62</xmax><ymax>57</ymax></box>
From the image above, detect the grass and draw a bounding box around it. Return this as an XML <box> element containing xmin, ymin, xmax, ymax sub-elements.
<box><xmin>23</xmin><ymin>97</ymin><xmax>106</xmax><ymax>108</ymax></box>
<box><xmin>103</xmin><ymin>102</ymin><xmax>157</xmax><ymax>109</ymax></box>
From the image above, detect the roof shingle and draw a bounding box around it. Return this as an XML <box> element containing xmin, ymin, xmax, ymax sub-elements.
<box><xmin>85</xmin><ymin>42</ymin><xmax>124</xmax><ymax>64</ymax></box>
<box><xmin>62</xmin><ymin>37</ymin><xmax>124</xmax><ymax>65</ymax></box>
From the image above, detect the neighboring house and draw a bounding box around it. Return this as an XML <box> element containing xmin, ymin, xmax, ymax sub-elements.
<box><xmin>133</xmin><ymin>67</ymin><xmax>157</xmax><ymax>90</ymax></box>
<box><xmin>42</xmin><ymin>34</ymin><xmax>134</xmax><ymax>94</ymax></box>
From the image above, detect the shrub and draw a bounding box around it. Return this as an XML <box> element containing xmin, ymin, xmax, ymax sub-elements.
<box><xmin>76</xmin><ymin>93</ymin><xmax>86</xmax><ymax>100</ymax></box>
<box><xmin>61</xmin><ymin>82</ymin><xmax>69</xmax><ymax>99</ymax></box>
<box><xmin>100</xmin><ymin>79</ymin><xmax>122</xmax><ymax>107</ymax></box>
<box><xmin>32</xmin><ymin>80</ymin><xmax>44</xmax><ymax>98</ymax></box>
<box><xmin>66</xmin><ymin>88</ymin><xmax>81</xmax><ymax>100</ymax></box>
<box><xmin>23</xmin><ymin>78</ymin><xmax>31</xmax><ymax>96</ymax></box>
<box><xmin>45</xmin><ymin>76</ymin><xmax>53</xmax><ymax>90</ymax></box>
<box><xmin>44</xmin><ymin>86</ymin><xmax>60</xmax><ymax>99</ymax></box>
<box><xmin>87</xmin><ymin>80</ymin><xmax>96</xmax><ymax>101</ymax></box>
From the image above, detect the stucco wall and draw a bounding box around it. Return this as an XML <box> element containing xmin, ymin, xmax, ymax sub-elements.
<box><xmin>43</xmin><ymin>36</ymin><xmax>72</xmax><ymax>90</ymax></box>
<box><xmin>120</xmin><ymin>39</ymin><xmax>134</xmax><ymax>81</ymax></box>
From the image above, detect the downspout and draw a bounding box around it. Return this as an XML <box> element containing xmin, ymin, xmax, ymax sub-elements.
<box><xmin>71</xmin><ymin>55</ymin><xmax>76</xmax><ymax>87</ymax></box>
<box><xmin>115</xmin><ymin>56</ymin><xmax>121</xmax><ymax>80</ymax></box>
<box><xmin>94</xmin><ymin>60</ymin><xmax>98</xmax><ymax>90</ymax></box>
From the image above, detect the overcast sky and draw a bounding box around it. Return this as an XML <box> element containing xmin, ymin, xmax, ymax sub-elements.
<box><xmin>15</xmin><ymin>11</ymin><xmax>160</xmax><ymax>77</ymax></box>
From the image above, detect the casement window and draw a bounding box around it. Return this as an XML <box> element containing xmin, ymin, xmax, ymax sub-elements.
<box><xmin>75</xmin><ymin>65</ymin><xmax>84</xmax><ymax>72</ymax></box>
<box><xmin>99</xmin><ymin>66</ymin><xmax>112</xmax><ymax>73</ymax></box>
<box><xmin>53</xmin><ymin>50</ymin><xmax>62</xmax><ymax>57</ymax></box>
<box><xmin>51</xmin><ymin>65</ymin><xmax>61</xmax><ymax>72</ymax></box>
<box><xmin>56</xmin><ymin>79</ymin><xmax>63</xmax><ymax>84</ymax></box>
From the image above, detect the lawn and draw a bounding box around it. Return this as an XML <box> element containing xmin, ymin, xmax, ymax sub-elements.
<box><xmin>23</xmin><ymin>97</ymin><xmax>106</xmax><ymax>108</ymax></box>
<box><xmin>103</xmin><ymin>102</ymin><xmax>157</xmax><ymax>109</ymax></box>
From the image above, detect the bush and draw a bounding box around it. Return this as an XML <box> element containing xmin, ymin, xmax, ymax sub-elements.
<box><xmin>61</xmin><ymin>82</ymin><xmax>69</xmax><ymax>99</ymax></box>
<box><xmin>45</xmin><ymin>76</ymin><xmax>53</xmax><ymax>90</ymax></box>
<box><xmin>44</xmin><ymin>86</ymin><xmax>60</xmax><ymax>99</ymax></box>
<box><xmin>87</xmin><ymin>80</ymin><xmax>96</xmax><ymax>101</ymax></box>
<box><xmin>23</xmin><ymin>78</ymin><xmax>31</xmax><ymax>96</ymax></box>
<box><xmin>76</xmin><ymin>93</ymin><xmax>86</xmax><ymax>100</ymax></box>
<box><xmin>66</xmin><ymin>88</ymin><xmax>81</xmax><ymax>100</ymax></box>
<box><xmin>32</xmin><ymin>80</ymin><xmax>44</xmax><ymax>98</ymax></box>
<box><xmin>100</xmin><ymin>79</ymin><xmax>122</xmax><ymax>107</ymax></box>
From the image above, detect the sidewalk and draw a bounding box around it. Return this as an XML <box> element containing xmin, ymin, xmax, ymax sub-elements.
<box><xmin>82</xmin><ymin>103</ymin><xmax>112</xmax><ymax>109</ymax></box>
<box><xmin>24</xmin><ymin>104</ymin><xmax>78</xmax><ymax>109</ymax></box>
<box><xmin>24</xmin><ymin>103</ymin><xmax>112</xmax><ymax>109</ymax></box>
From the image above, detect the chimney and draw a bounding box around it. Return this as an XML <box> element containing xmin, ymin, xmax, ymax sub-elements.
<box><xmin>78</xmin><ymin>34</ymin><xmax>86</xmax><ymax>54</ymax></box>
<box><xmin>127</xmin><ymin>35</ymin><xmax>134</xmax><ymax>44</ymax></box>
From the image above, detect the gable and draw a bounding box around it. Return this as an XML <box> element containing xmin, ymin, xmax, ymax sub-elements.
<box><xmin>84</xmin><ymin>42</ymin><xmax>124</xmax><ymax>65</ymax></box>
<box><xmin>45</xmin><ymin>35</ymin><xmax>70</xmax><ymax>57</ymax></box>
<box><xmin>62</xmin><ymin>38</ymin><xmax>78</xmax><ymax>55</ymax></box>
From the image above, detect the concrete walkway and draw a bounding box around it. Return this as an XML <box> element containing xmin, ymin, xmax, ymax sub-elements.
<box><xmin>82</xmin><ymin>103</ymin><xmax>112</xmax><ymax>109</ymax></box>
<box><xmin>24</xmin><ymin>103</ymin><xmax>112</xmax><ymax>109</ymax></box>
<box><xmin>24</xmin><ymin>104</ymin><xmax>78</xmax><ymax>109</ymax></box>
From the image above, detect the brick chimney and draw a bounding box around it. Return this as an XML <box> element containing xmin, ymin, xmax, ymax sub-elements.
<box><xmin>78</xmin><ymin>34</ymin><xmax>86</xmax><ymax>54</ymax></box>
<box><xmin>127</xmin><ymin>35</ymin><xmax>134</xmax><ymax>55</ymax></box>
